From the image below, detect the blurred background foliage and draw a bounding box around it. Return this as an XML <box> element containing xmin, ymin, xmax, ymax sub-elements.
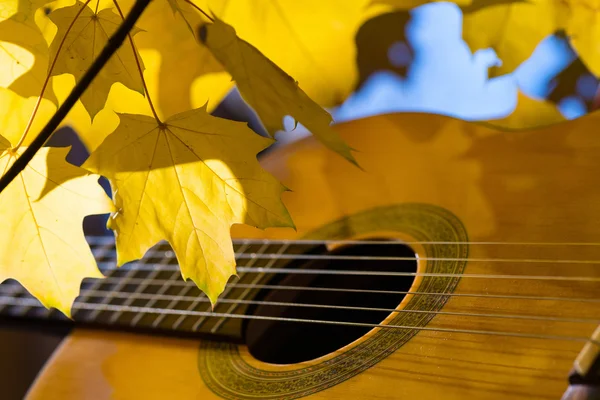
<box><xmin>44</xmin><ymin>1</ymin><xmax>598</xmax><ymax>233</ymax></box>
<box><xmin>215</xmin><ymin>3</ymin><xmax>597</xmax><ymax>144</ymax></box>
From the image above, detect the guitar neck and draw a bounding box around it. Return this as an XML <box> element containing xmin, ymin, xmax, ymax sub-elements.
<box><xmin>0</xmin><ymin>236</ymin><xmax>317</xmax><ymax>342</ymax></box>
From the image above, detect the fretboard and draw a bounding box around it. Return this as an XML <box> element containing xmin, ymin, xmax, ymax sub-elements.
<box><xmin>0</xmin><ymin>236</ymin><xmax>315</xmax><ymax>341</ymax></box>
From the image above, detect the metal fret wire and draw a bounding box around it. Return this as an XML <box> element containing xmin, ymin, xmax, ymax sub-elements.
<box><xmin>150</xmin><ymin>243</ymin><xmax>251</xmax><ymax>329</ymax></box>
<box><xmin>108</xmin><ymin>253</ymin><xmax>173</xmax><ymax>324</ymax></box>
<box><xmin>73</xmin><ymin>241</ymin><xmax>117</xmax><ymax>319</ymax></box>
<box><xmin>148</xmin><ymin>268</ymin><xmax>192</xmax><ymax>328</ymax></box>
<box><xmin>0</xmin><ymin>295</ymin><xmax>596</xmax><ymax>345</ymax></box>
<box><xmin>192</xmin><ymin>244</ymin><xmax>270</xmax><ymax>331</ymax></box>
<box><xmin>209</xmin><ymin>242</ymin><xmax>290</xmax><ymax>333</ymax></box>
<box><xmin>0</xmin><ymin>282</ymin><xmax>23</xmax><ymax>314</ymax></box>
<box><xmin>2</xmin><ymin>237</ymin><xmax>599</xmax><ymax>343</ymax></box>
<box><xmin>191</xmin><ymin>244</ymin><xmax>258</xmax><ymax>331</ymax></box>
<box><xmin>59</xmin><ymin>288</ymin><xmax>600</xmax><ymax>324</ymax></box>
<box><xmin>86</xmin><ymin>250</ymin><xmax>144</xmax><ymax>321</ymax></box>
<box><xmin>171</xmin><ymin>242</ymin><xmax>264</xmax><ymax>330</ymax></box>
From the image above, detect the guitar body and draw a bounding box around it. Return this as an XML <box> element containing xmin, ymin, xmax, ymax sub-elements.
<box><xmin>26</xmin><ymin>113</ymin><xmax>600</xmax><ymax>399</ymax></box>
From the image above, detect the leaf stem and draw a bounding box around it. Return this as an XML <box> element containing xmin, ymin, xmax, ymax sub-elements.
<box><xmin>112</xmin><ymin>0</ymin><xmax>161</xmax><ymax>124</ymax></box>
<box><xmin>14</xmin><ymin>0</ymin><xmax>93</xmax><ymax>150</ymax></box>
<box><xmin>0</xmin><ymin>0</ymin><xmax>154</xmax><ymax>194</ymax></box>
<box><xmin>182</xmin><ymin>0</ymin><xmax>213</xmax><ymax>22</ymax></box>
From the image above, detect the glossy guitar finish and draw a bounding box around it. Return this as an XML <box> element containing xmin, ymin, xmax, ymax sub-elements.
<box><xmin>27</xmin><ymin>113</ymin><xmax>600</xmax><ymax>399</ymax></box>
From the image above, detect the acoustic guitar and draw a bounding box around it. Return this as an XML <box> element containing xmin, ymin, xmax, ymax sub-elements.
<box><xmin>3</xmin><ymin>112</ymin><xmax>600</xmax><ymax>399</ymax></box>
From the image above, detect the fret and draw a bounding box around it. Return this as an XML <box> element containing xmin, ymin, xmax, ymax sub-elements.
<box><xmin>147</xmin><ymin>270</ymin><xmax>189</xmax><ymax>327</ymax></box>
<box><xmin>189</xmin><ymin>242</ymin><xmax>270</xmax><ymax>332</ymax></box>
<box><xmin>171</xmin><ymin>241</ymin><xmax>258</xmax><ymax>331</ymax></box>
<box><xmin>85</xmin><ymin>258</ymin><xmax>145</xmax><ymax>322</ymax></box>
<box><xmin>128</xmin><ymin>246</ymin><xmax>189</xmax><ymax>327</ymax></box>
<box><xmin>156</xmin><ymin>241</ymin><xmax>251</xmax><ymax>330</ymax></box>
<box><xmin>109</xmin><ymin>251</ymin><xmax>174</xmax><ymax>325</ymax></box>
<box><xmin>209</xmin><ymin>243</ymin><xmax>290</xmax><ymax>334</ymax></box>
<box><xmin>0</xmin><ymin>236</ymin><xmax>305</xmax><ymax>343</ymax></box>
<box><xmin>0</xmin><ymin>281</ymin><xmax>25</xmax><ymax>315</ymax></box>
<box><xmin>74</xmin><ymin>240</ymin><xmax>116</xmax><ymax>320</ymax></box>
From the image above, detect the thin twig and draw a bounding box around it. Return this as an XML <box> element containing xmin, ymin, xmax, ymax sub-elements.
<box><xmin>0</xmin><ymin>0</ymin><xmax>154</xmax><ymax>195</ymax></box>
<box><xmin>112</xmin><ymin>0</ymin><xmax>161</xmax><ymax>124</ymax></box>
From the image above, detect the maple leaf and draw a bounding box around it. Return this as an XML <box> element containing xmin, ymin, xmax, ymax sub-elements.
<box><xmin>461</xmin><ymin>0</ymin><xmax>567</xmax><ymax>77</ymax></box>
<box><xmin>372</xmin><ymin>0</ymin><xmax>524</xmax><ymax>11</ymax></box>
<box><xmin>48</xmin><ymin>1</ymin><xmax>145</xmax><ymax>119</ymax></box>
<box><xmin>199</xmin><ymin>0</ymin><xmax>380</xmax><ymax>107</ymax></box>
<box><xmin>567</xmin><ymin>0</ymin><xmax>600</xmax><ymax>77</ymax></box>
<box><xmin>0</xmin><ymin>0</ymin><xmax>57</xmax><ymax>103</ymax></box>
<box><xmin>372</xmin><ymin>0</ymin><xmax>472</xmax><ymax>7</ymax></box>
<box><xmin>450</xmin><ymin>0</ymin><xmax>600</xmax><ymax>78</ymax></box>
<box><xmin>200</xmin><ymin>18</ymin><xmax>357</xmax><ymax>165</ymax></box>
<box><xmin>488</xmin><ymin>91</ymin><xmax>565</xmax><ymax>129</ymax></box>
<box><xmin>0</xmin><ymin>86</ymin><xmax>55</xmax><ymax>146</ymax></box>
<box><xmin>0</xmin><ymin>137</ymin><xmax>113</xmax><ymax>316</ymax></box>
<box><xmin>84</xmin><ymin>107</ymin><xmax>294</xmax><ymax>304</ymax></box>
<box><xmin>128</xmin><ymin>0</ymin><xmax>231</xmax><ymax>118</ymax></box>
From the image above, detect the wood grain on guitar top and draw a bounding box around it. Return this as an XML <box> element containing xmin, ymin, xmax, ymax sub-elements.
<box><xmin>27</xmin><ymin>113</ymin><xmax>600</xmax><ymax>399</ymax></box>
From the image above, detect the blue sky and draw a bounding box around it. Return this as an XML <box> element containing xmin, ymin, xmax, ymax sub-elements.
<box><xmin>334</xmin><ymin>2</ymin><xmax>586</xmax><ymax>123</ymax></box>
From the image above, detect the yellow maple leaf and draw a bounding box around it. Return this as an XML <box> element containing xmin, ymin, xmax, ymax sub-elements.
<box><xmin>379</xmin><ymin>1</ymin><xmax>600</xmax><ymax>78</ymax></box>
<box><xmin>200</xmin><ymin>19</ymin><xmax>357</xmax><ymax>165</ymax></box>
<box><xmin>128</xmin><ymin>0</ymin><xmax>231</xmax><ymax>118</ymax></box>
<box><xmin>0</xmin><ymin>137</ymin><xmax>113</xmax><ymax>316</ymax></box>
<box><xmin>0</xmin><ymin>0</ymin><xmax>57</xmax><ymax>103</ymax></box>
<box><xmin>48</xmin><ymin>1</ymin><xmax>145</xmax><ymax>119</ymax></box>
<box><xmin>84</xmin><ymin>106</ymin><xmax>294</xmax><ymax>304</ymax></box>
<box><xmin>198</xmin><ymin>0</ymin><xmax>381</xmax><ymax>107</ymax></box>
<box><xmin>568</xmin><ymin>0</ymin><xmax>600</xmax><ymax>77</ymax></box>
<box><xmin>488</xmin><ymin>91</ymin><xmax>565</xmax><ymax>129</ymax></box>
<box><xmin>372</xmin><ymin>0</ymin><xmax>472</xmax><ymax>8</ymax></box>
<box><xmin>460</xmin><ymin>0</ymin><xmax>573</xmax><ymax>77</ymax></box>
<box><xmin>50</xmin><ymin>65</ymin><xmax>155</xmax><ymax>152</ymax></box>
<box><xmin>35</xmin><ymin>0</ymin><xmax>161</xmax><ymax>151</ymax></box>
<box><xmin>0</xmin><ymin>86</ymin><xmax>55</xmax><ymax>147</ymax></box>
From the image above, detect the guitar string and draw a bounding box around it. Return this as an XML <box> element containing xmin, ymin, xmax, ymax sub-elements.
<box><xmin>232</xmin><ymin>253</ymin><xmax>600</xmax><ymax>264</ymax></box>
<box><xmin>93</xmin><ymin>264</ymin><xmax>600</xmax><ymax>282</ymax></box>
<box><xmin>3</xmin><ymin>257</ymin><xmax>598</xmax><ymax>339</ymax></box>
<box><xmin>4</xmin><ymin>252</ymin><xmax>598</xmax><ymax>329</ymax></box>
<box><xmin>235</xmin><ymin>267</ymin><xmax>600</xmax><ymax>281</ymax></box>
<box><xmin>108</xmin><ymin>255</ymin><xmax>173</xmax><ymax>324</ymax></box>
<box><xmin>191</xmin><ymin>242</ymin><xmax>276</xmax><ymax>332</ymax></box>
<box><xmin>72</xmin><ymin>277</ymin><xmax>600</xmax><ymax>303</ymax></box>
<box><xmin>209</xmin><ymin>243</ymin><xmax>290</xmax><ymax>333</ymax></box>
<box><xmin>86</xmin><ymin>236</ymin><xmax>600</xmax><ymax>247</ymax></box>
<box><xmin>97</xmin><ymin>253</ymin><xmax>600</xmax><ymax>265</ymax></box>
<box><xmin>3</xmin><ymin>240</ymin><xmax>598</xmax><ymax>340</ymax></box>
<box><xmin>231</xmin><ymin>239</ymin><xmax>600</xmax><ymax>246</ymax></box>
<box><xmin>33</xmin><ymin>288</ymin><xmax>599</xmax><ymax>324</ymax></box>
<box><xmin>0</xmin><ymin>296</ymin><xmax>596</xmax><ymax>345</ymax></box>
<box><xmin>3</xmin><ymin>263</ymin><xmax>599</xmax><ymax>324</ymax></box>
<box><xmin>150</xmin><ymin>243</ymin><xmax>250</xmax><ymax>329</ymax></box>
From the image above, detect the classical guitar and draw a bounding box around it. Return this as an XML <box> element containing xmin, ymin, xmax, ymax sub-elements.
<box><xmin>3</xmin><ymin>113</ymin><xmax>600</xmax><ymax>399</ymax></box>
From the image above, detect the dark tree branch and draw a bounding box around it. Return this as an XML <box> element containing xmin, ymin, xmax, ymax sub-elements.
<box><xmin>0</xmin><ymin>0</ymin><xmax>153</xmax><ymax>194</ymax></box>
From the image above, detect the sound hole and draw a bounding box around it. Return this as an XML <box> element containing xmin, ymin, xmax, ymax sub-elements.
<box><xmin>243</xmin><ymin>241</ymin><xmax>417</xmax><ymax>364</ymax></box>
